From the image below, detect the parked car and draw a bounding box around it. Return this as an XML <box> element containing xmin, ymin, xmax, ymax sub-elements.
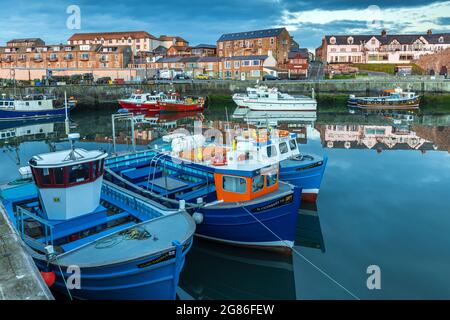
<box><xmin>96</xmin><ymin>77</ymin><xmax>112</xmax><ymax>84</ymax></box>
<box><xmin>174</xmin><ymin>73</ymin><xmax>190</xmax><ymax>80</ymax></box>
<box><xmin>262</xmin><ymin>74</ymin><xmax>278</xmax><ymax>81</ymax></box>
<box><xmin>196</xmin><ymin>74</ymin><xmax>212</xmax><ymax>80</ymax></box>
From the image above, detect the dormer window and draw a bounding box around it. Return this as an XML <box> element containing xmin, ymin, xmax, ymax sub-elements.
<box><xmin>347</xmin><ymin>37</ymin><xmax>354</xmax><ymax>45</ymax></box>
<box><xmin>439</xmin><ymin>36</ymin><xmax>444</xmax><ymax>43</ymax></box>
<box><xmin>330</xmin><ymin>37</ymin><xmax>336</xmax><ymax>45</ymax></box>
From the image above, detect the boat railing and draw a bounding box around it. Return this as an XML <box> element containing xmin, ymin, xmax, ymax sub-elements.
<box><xmin>101</xmin><ymin>180</ymin><xmax>182</xmax><ymax>218</ymax></box>
<box><xmin>104</xmin><ymin>168</ymin><xmax>203</xmax><ymax>210</ymax></box>
<box><xmin>16</xmin><ymin>205</ymin><xmax>54</xmax><ymax>247</ymax></box>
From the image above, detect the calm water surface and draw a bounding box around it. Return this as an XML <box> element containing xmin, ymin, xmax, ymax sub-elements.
<box><xmin>1</xmin><ymin>106</ymin><xmax>449</xmax><ymax>300</ymax></box>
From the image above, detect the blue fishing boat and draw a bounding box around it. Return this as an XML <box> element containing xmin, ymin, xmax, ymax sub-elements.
<box><xmin>105</xmin><ymin>136</ymin><xmax>302</xmax><ymax>251</ymax></box>
<box><xmin>0</xmin><ymin>94</ymin><xmax>76</xmax><ymax>121</ymax></box>
<box><xmin>348</xmin><ymin>88</ymin><xmax>421</xmax><ymax>110</ymax></box>
<box><xmin>0</xmin><ymin>133</ymin><xmax>195</xmax><ymax>300</ymax></box>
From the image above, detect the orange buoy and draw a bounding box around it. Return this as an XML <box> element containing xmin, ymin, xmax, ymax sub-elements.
<box><xmin>40</xmin><ymin>271</ymin><xmax>56</xmax><ymax>287</ymax></box>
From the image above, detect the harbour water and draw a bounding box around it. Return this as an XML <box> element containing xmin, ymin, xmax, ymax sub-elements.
<box><xmin>1</xmin><ymin>105</ymin><xmax>449</xmax><ymax>300</ymax></box>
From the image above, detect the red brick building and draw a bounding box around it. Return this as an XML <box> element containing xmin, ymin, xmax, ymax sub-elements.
<box><xmin>288</xmin><ymin>48</ymin><xmax>309</xmax><ymax>79</ymax></box>
<box><xmin>217</xmin><ymin>28</ymin><xmax>292</xmax><ymax>66</ymax></box>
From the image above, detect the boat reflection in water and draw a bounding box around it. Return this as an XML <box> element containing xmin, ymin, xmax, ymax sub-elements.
<box><xmin>179</xmin><ymin>203</ymin><xmax>325</xmax><ymax>300</ymax></box>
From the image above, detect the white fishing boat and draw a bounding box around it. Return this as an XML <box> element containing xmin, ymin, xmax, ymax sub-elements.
<box><xmin>232</xmin><ymin>86</ymin><xmax>317</xmax><ymax>112</ymax></box>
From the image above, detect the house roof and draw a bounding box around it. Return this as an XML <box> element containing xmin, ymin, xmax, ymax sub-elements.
<box><xmin>155</xmin><ymin>56</ymin><xmax>184</xmax><ymax>63</ymax></box>
<box><xmin>222</xmin><ymin>55</ymin><xmax>268</xmax><ymax>61</ymax></box>
<box><xmin>68</xmin><ymin>31</ymin><xmax>157</xmax><ymax>41</ymax></box>
<box><xmin>289</xmin><ymin>48</ymin><xmax>309</xmax><ymax>59</ymax></box>
<box><xmin>153</xmin><ymin>45</ymin><xmax>168</xmax><ymax>53</ymax></box>
<box><xmin>168</xmin><ymin>45</ymin><xmax>192</xmax><ymax>52</ymax></box>
<box><xmin>179</xmin><ymin>56</ymin><xmax>200</xmax><ymax>63</ymax></box>
<box><xmin>324</xmin><ymin>32</ymin><xmax>450</xmax><ymax>45</ymax></box>
<box><xmin>159</xmin><ymin>35</ymin><xmax>188</xmax><ymax>43</ymax></box>
<box><xmin>194</xmin><ymin>44</ymin><xmax>216</xmax><ymax>49</ymax></box>
<box><xmin>218</xmin><ymin>28</ymin><xmax>286</xmax><ymax>42</ymax></box>
<box><xmin>7</xmin><ymin>38</ymin><xmax>44</xmax><ymax>44</ymax></box>
<box><xmin>198</xmin><ymin>56</ymin><xmax>221</xmax><ymax>62</ymax></box>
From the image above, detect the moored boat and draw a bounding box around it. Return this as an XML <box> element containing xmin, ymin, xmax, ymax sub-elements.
<box><xmin>0</xmin><ymin>133</ymin><xmax>195</xmax><ymax>300</ymax></box>
<box><xmin>232</xmin><ymin>86</ymin><xmax>317</xmax><ymax>112</ymax></box>
<box><xmin>105</xmin><ymin>135</ymin><xmax>302</xmax><ymax>252</ymax></box>
<box><xmin>348</xmin><ymin>88</ymin><xmax>421</xmax><ymax>110</ymax></box>
<box><xmin>157</xmin><ymin>92</ymin><xmax>205</xmax><ymax>112</ymax></box>
<box><xmin>0</xmin><ymin>94</ymin><xmax>76</xmax><ymax>121</ymax></box>
<box><xmin>118</xmin><ymin>90</ymin><xmax>162</xmax><ymax>112</ymax></box>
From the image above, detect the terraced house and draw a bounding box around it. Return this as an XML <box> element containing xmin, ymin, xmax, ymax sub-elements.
<box><xmin>316</xmin><ymin>29</ymin><xmax>450</xmax><ymax>64</ymax></box>
<box><xmin>219</xmin><ymin>54</ymin><xmax>277</xmax><ymax>80</ymax></box>
<box><xmin>217</xmin><ymin>28</ymin><xmax>292</xmax><ymax>66</ymax></box>
<box><xmin>0</xmin><ymin>39</ymin><xmax>132</xmax><ymax>70</ymax></box>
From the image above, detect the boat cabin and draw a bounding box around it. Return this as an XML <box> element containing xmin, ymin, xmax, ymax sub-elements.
<box><xmin>29</xmin><ymin>135</ymin><xmax>108</xmax><ymax>220</ymax></box>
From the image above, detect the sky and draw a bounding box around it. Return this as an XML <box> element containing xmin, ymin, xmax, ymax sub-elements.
<box><xmin>1</xmin><ymin>0</ymin><xmax>449</xmax><ymax>51</ymax></box>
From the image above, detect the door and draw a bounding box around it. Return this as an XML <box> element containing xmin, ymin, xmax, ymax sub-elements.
<box><xmin>241</xmin><ymin>72</ymin><xmax>246</xmax><ymax>81</ymax></box>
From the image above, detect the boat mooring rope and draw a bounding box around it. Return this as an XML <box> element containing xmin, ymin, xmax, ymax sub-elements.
<box><xmin>52</xmin><ymin>255</ymin><xmax>73</xmax><ymax>301</ymax></box>
<box><xmin>242</xmin><ymin>207</ymin><xmax>361</xmax><ymax>300</ymax></box>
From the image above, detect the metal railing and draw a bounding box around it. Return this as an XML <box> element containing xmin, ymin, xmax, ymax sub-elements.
<box><xmin>16</xmin><ymin>206</ymin><xmax>54</xmax><ymax>246</ymax></box>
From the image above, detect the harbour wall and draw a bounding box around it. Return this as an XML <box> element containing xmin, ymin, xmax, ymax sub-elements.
<box><xmin>2</xmin><ymin>78</ymin><xmax>450</xmax><ymax>107</ymax></box>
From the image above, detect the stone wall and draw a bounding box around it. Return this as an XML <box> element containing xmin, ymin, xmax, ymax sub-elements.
<box><xmin>414</xmin><ymin>48</ymin><xmax>450</xmax><ymax>75</ymax></box>
<box><xmin>2</xmin><ymin>78</ymin><xmax>449</xmax><ymax>107</ymax></box>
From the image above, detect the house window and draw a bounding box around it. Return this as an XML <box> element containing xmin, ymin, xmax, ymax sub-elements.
<box><xmin>330</xmin><ymin>37</ymin><xmax>336</xmax><ymax>45</ymax></box>
<box><xmin>222</xmin><ymin>176</ymin><xmax>247</xmax><ymax>194</ymax></box>
<box><xmin>251</xmin><ymin>70</ymin><xmax>260</xmax><ymax>77</ymax></box>
<box><xmin>347</xmin><ymin>37</ymin><xmax>354</xmax><ymax>45</ymax></box>
<box><xmin>270</xmin><ymin>38</ymin><xmax>275</xmax><ymax>45</ymax></box>
<box><xmin>243</xmin><ymin>60</ymin><xmax>250</xmax><ymax>66</ymax></box>
<box><xmin>252</xmin><ymin>60</ymin><xmax>260</xmax><ymax>66</ymax></box>
<box><xmin>225</xmin><ymin>61</ymin><xmax>231</xmax><ymax>69</ymax></box>
<box><xmin>234</xmin><ymin>61</ymin><xmax>240</xmax><ymax>69</ymax></box>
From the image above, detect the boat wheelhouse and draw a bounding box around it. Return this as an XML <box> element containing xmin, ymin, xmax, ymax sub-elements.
<box><xmin>348</xmin><ymin>87</ymin><xmax>421</xmax><ymax>110</ymax></box>
<box><xmin>118</xmin><ymin>90</ymin><xmax>162</xmax><ymax>112</ymax></box>
<box><xmin>0</xmin><ymin>94</ymin><xmax>76</xmax><ymax>121</ymax></box>
<box><xmin>232</xmin><ymin>86</ymin><xmax>317</xmax><ymax>113</ymax></box>
<box><xmin>0</xmin><ymin>133</ymin><xmax>195</xmax><ymax>300</ymax></box>
<box><xmin>157</xmin><ymin>92</ymin><xmax>205</xmax><ymax>112</ymax></box>
<box><xmin>105</xmin><ymin>136</ymin><xmax>302</xmax><ymax>251</ymax></box>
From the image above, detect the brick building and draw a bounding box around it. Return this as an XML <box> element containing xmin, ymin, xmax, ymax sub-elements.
<box><xmin>217</xmin><ymin>28</ymin><xmax>292</xmax><ymax>66</ymax></box>
<box><xmin>167</xmin><ymin>45</ymin><xmax>192</xmax><ymax>56</ymax></box>
<box><xmin>0</xmin><ymin>41</ymin><xmax>132</xmax><ymax>70</ymax></box>
<box><xmin>288</xmin><ymin>48</ymin><xmax>309</xmax><ymax>79</ymax></box>
<box><xmin>316</xmin><ymin>29</ymin><xmax>450</xmax><ymax>64</ymax></box>
<box><xmin>192</xmin><ymin>44</ymin><xmax>217</xmax><ymax>57</ymax></box>
<box><xmin>68</xmin><ymin>31</ymin><xmax>159</xmax><ymax>54</ymax></box>
<box><xmin>219</xmin><ymin>54</ymin><xmax>277</xmax><ymax>80</ymax></box>
<box><xmin>158</xmin><ymin>36</ymin><xmax>189</xmax><ymax>48</ymax></box>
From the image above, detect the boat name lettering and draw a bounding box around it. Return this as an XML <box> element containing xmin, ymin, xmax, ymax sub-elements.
<box><xmin>250</xmin><ymin>194</ymin><xmax>293</xmax><ymax>213</ymax></box>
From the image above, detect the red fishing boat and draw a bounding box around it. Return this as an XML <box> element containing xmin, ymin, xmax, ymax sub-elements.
<box><xmin>157</xmin><ymin>92</ymin><xmax>205</xmax><ymax>112</ymax></box>
<box><xmin>118</xmin><ymin>90</ymin><xmax>162</xmax><ymax>112</ymax></box>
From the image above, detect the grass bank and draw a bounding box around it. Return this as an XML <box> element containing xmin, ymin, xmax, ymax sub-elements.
<box><xmin>351</xmin><ymin>63</ymin><xmax>425</xmax><ymax>75</ymax></box>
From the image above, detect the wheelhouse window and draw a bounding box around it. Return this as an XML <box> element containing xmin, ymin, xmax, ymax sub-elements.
<box><xmin>267</xmin><ymin>145</ymin><xmax>277</xmax><ymax>158</ymax></box>
<box><xmin>289</xmin><ymin>139</ymin><xmax>297</xmax><ymax>150</ymax></box>
<box><xmin>54</xmin><ymin>167</ymin><xmax>65</xmax><ymax>185</ymax></box>
<box><xmin>69</xmin><ymin>163</ymin><xmax>91</xmax><ymax>184</ymax></box>
<box><xmin>265</xmin><ymin>172</ymin><xmax>278</xmax><ymax>187</ymax></box>
<box><xmin>252</xmin><ymin>175</ymin><xmax>264</xmax><ymax>193</ymax></box>
<box><xmin>222</xmin><ymin>176</ymin><xmax>247</xmax><ymax>194</ymax></box>
<box><xmin>279</xmin><ymin>142</ymin><xmax>288</xmax><ymax>154</ymax></box>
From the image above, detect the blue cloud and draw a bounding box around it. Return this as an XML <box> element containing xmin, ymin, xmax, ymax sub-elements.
<box><xmin>0</xmin><ymin>0</ymin><xmax>449</xmax><ymax>50</ymax></box>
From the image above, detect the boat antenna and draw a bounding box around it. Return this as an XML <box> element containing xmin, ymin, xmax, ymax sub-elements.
<box><xmin>64</xmin><ymin>91</ymin><xmax>70</xmax><ymax>135</ymax></box>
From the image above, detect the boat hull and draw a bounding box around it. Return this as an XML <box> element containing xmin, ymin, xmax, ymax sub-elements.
<box><xmin>157</xmin><ymin>101</ymin><xmax>204</xmax><ymax>112</ymax></box>
<box><xmin>233</xmin><ymin>97</ymin><xmax>317</xmax><ymax>112</ymax></box>
<box><xmin>195</xmin><ymin>186</ymin><xmax>301</xmax><ymax>251</ymax></box>
<box><xmin>280</xmin><ymin>155</ymin><xmax>328</xmax><ymax>202</ymax></box>
<box><xmin>118</xmin><ymin>100</ymin><xmax>160</xmax><ymax>112</ymax></box>
<box><xmin>34</xmin><ymin>240</ymin><xmax>192</xmax><ymax>300</ymax></box>
<box><xmin>0</xmin><ymin>104</ymin><xmax>75</xmax><ymax>121</ymax></box>
<box><xmin>348</xmin><ymin>96</ymin><xmax>420</xmax><ymax>110</ymax></box>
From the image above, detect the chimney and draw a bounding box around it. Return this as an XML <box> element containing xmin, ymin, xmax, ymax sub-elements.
<box><xmin>427</xmin><ymin>29</ymin><xmax>432</xmax><ymax>36</ymax></box>
<box><xmin>381</xmin><ymin>29</ymin><xmax>387</xmax><ymax>37</ymax></box>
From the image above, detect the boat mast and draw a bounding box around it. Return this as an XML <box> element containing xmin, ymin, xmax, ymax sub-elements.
<box><xmin>64</xmin><ymin>91</ymin><xmax>70</xmax><ymax>135</ymax></box>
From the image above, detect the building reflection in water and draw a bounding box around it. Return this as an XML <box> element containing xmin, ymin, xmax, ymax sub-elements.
<box><xmin>315</xmin><ymin>122</ymin><xmax>449</xmax><ymax>153</ymax></box>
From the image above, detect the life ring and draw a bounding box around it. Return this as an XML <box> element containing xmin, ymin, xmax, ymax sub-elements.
<box><xmin>212</xmin><ymin>156</ymin><xmax>227</xmax><ymax>166</ymax></box>
<box><xmin>344</xmin><ymin>141</ymin><xmax>351</xmax><ymax>149</ymax></box>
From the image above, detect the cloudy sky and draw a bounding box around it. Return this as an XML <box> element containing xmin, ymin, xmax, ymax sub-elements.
<box><xmin>1</xmin><ymin>0</ymin><xmax>449</xmax><ymax>50</ymax></box>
